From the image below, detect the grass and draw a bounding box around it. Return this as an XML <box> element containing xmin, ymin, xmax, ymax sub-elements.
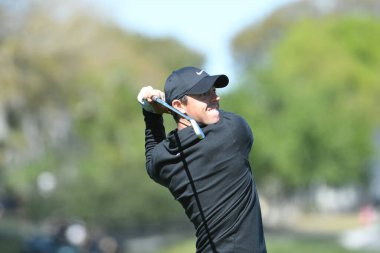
<box><xmin>266</xmin><ymin>231</ymin><xmax>362</xmax><ymax>253</ymax></box>
<box><xmin>154</xmin><ymin>213</ymin><xmax>376</xmax><ymax>253</ymax></box>
<box><xmin>156</xmin><ymin>238</ymin><xmax>195</xmax><ymax>253</ymax></box>
<box><xmin>0</xmin><ymin>233</ymin><xmax>23</xmax><ymax>253</ymax></box>
<box><xmin>1</xmin><ymin>213</ymin><xmax>377</xmax><ymax>253</ymax></box>
<box><xmin>2</xmin><ymin>230</ymin><xmax>372</xmax><ymax>253</ymax></box>
<box><xmin>155</xmin><ymin>231</ymin><xmax>372</xmax><ymax>253</ymax></box>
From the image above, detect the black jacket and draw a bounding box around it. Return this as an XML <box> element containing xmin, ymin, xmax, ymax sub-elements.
<box><xmin>144</xmin><ymin>110</ymin><xmax>266</xmax><ymax>253</ymax></box>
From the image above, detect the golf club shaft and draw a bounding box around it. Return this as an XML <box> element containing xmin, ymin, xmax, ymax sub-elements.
<box><xmin>151</xmin><ymin>96</ymin><xmax>205</xmax><ymax>139</ymax></box>
<box><xmin>152</xmin><ymin>96</ymin><xmax>192</xmax><ymax>122</ymax></box>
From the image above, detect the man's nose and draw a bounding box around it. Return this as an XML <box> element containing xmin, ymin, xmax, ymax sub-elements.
<box><xmin>211</xmin><ymin>91</ymin><xmax>220</xmax><ymax>101</ymax></box>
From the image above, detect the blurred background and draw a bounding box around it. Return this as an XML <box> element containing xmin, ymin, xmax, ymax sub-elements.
<box><xmin>1</xmin><ymin>0</ymin><xmax>380</xmax><ymax>252</ymax></box>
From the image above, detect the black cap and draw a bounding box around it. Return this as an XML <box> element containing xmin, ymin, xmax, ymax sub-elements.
<box><xmin>164</xmin><ymin>66</ymin><xmax>229</xmax><ymax>105</ymax></box>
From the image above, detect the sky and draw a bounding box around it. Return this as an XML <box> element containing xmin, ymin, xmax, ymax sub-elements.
<box><xmin>95</xmin><ymin>0</ymin><xmax>297</xmax><ymax>83</ymax></box>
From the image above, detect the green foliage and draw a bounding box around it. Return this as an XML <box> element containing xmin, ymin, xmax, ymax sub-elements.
<box><xmin>0</xmin><ymin>1</ymin><xmax>201</xmax><ymax>233</ymax></box>
<box><xmin>3</xmin><ymin>0</ymin><xmax>379</xmax><ymax>236</ymax></box>
<box><xmin>225</xmin><ymin>16</ymin><xmax>380</xmax><ymax>190</ymax></box>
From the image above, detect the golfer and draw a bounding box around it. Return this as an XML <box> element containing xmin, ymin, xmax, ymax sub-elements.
<box><xmin>138</xmin><ymin>66</ymin><xmax>267</xmax><ymax>253</ymax></box>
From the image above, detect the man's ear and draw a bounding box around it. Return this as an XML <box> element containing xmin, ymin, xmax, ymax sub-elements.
<box><xmin>172</xmin><ymin>99</ymin><xmax>186</xmax><ymax>114</ymax></box>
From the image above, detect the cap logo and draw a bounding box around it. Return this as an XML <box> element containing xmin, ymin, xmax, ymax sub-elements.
<box><xmin>196</xmin><ymin>70</ymin><xmax>204</xmax><ymax>75</ymax></box>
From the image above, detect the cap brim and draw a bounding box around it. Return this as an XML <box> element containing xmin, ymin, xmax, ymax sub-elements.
<box><xmin>186</xmin><ymin>75</ymin><xmax>229</xmax><ymax>95</ymax></box>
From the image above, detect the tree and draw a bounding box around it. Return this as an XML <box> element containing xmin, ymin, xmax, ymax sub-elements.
<box><xmin>1</xmin><ymin>0</ymin><xmax>203</xmax><ymax>232</ymax></box>
<box><xmin>225</xmin><ymin>14</ymin><xmax>380</xmax><ymax>193</ymax></box>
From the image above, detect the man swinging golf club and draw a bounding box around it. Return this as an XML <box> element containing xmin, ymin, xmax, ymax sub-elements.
<box><xmin>138</xmin><ymin>66</ymin><xmax>267</xmax><ymax>253</ymax></box>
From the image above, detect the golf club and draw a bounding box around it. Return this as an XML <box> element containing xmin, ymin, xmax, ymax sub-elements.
<box><xmin>152</xmin><ymin>96</ymin><xmax>205</xmax><ymax>139</ymax></box>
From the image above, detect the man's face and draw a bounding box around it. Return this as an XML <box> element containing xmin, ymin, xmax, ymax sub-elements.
<box><xmin>184</xmin><ymin>87</ymin><xmax>221</xmax><ymax>125</ymax></box>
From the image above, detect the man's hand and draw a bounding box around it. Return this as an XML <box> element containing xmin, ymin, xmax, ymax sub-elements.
<box><xmin>137</xmin><ymin>86</ymin><xmax>169</xmax><ymax>114</ymax></box>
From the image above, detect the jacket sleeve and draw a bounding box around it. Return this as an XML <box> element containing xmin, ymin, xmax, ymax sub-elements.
<box><xmin>143</xmin><ymin>109</ymin><xmax>166</xmax><ymax>178</ymax></box>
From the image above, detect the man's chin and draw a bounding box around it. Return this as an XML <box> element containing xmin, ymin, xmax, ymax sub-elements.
<box><xmin>207</xmin><ymin>108</ymin><xmax>220</xmax><ymax>123</ymax></box>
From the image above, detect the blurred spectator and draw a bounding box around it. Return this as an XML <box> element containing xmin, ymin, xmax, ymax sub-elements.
<box><xmin>359</xmin><ymin>204</ymin><xmax>378</xmax><ymax>227</ymax></box>
<box><xmin>0</xmin><ymin>186</ymin><xmax>22</xmax><ymax>216</ymax></box>
<box><xmin>22</xmin><ymin>221</ymin><xmax>122</xmax><ymax>253</ymax></box>
<box><xmin>22</xmin><ymin>221</ymin><xmax>82</xmax><ymax>253</ymax></box>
